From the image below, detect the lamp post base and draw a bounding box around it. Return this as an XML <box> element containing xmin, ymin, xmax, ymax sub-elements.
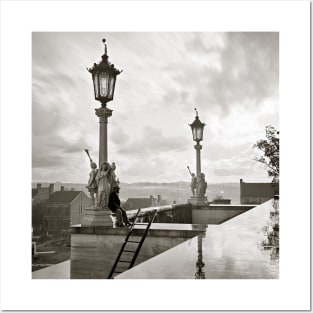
<box><xmin>188</xmin><ymin>196</ymin><xmax>209</xmax><ymax>207</ymax></box>
<box><xmin>81</xmin><ymin>206</ymin><xmax>113</xmax><ymax>227</ymax></box>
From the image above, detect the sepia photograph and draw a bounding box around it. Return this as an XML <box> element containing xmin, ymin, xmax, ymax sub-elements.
<box><xmin>1</xmin><ymin>0</ymin><xmax>310</xmax><ymax>311</ymax></box>
<box><xmin>31</xmin><ymin>32</ymin><xmax>279</xmax><ymax>279</ymax></box>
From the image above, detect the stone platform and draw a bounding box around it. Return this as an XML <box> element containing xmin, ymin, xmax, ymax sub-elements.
<box><xmin>69</xmin><ymin>223</ymin><xmax>206</xmax><ymax>279</ymax></box>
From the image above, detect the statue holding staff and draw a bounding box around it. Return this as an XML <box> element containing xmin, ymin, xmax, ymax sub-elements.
<box><xmin>84</xmin><ymin>149</ymin><xmax>98</xmax><ymax>208</ymax></box>
<box><xmin>187</xmin><ymin>166</ymin><xmax>197</xmax><ymax>196</ymax></box>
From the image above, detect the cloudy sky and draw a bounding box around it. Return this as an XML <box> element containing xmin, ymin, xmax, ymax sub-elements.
<box><xmin>32</xmin><ymin>32</ymin><xmax>278</xmax><ymax>184</ymax></box>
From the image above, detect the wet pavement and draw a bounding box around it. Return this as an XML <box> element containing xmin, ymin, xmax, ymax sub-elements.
<box><xmin>117</xmin><ymin>200</ymin><xmax>279</xmax><ymax>279</ymax></box>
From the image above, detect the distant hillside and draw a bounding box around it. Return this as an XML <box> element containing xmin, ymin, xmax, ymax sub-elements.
<box><xmin>32</xmin><ymin>181</ymin><xmax>240</xmax><ymax>204</ymax></box>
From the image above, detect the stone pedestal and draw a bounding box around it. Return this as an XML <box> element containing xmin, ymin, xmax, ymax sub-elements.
<box><xmin>81</xmin><ymin>206</ymin><xmax>113</xmax><ymax>227</ymax></box>
<box><xmin>189</xmin><ymin>196</ymin><xmax>208</xmax><ymax>207</ymax></box>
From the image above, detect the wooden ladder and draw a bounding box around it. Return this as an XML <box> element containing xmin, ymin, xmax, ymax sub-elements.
<box><xmin>108</xmin><ymin>208</ymin><xmax>158</xmax><ymax>279</ymax></box>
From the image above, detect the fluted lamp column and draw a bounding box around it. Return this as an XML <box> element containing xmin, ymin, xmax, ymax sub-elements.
<box><xmin>95</xmin><ymin>106</ymin><xmax>113</xmax><ymax>165</ymax></box>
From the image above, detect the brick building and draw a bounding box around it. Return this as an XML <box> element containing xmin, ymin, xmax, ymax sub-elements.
<box><xmin>32</xmin><ymin>183</ymin><xmax>54</xmax><ymax>205</ymax></box>
<box><xmin>32</xmin><ymin>183</ymin><xmax>55</xmax><ymax>234</ymax></box>
<box><xmin>123</xmin><ymin>195</ymin><xmax>168</xmax><ymax>210</ymax></box>
<box><xmin>240</xmin><ymin>179</ymin><xmax>279</xmax><ymax>205</ymax></box>
<box><xmin>42</xmin><ymin>188</ymin><xmax>91</xmax><ymax>233</ymax></box>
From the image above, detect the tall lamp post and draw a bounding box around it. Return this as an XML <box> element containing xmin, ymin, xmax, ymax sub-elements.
<box><xmin>88</xmin><ymin>39</ymin><xmax>122</xmax><ymax>165</ymax></box>
<box><xmin>82</xmin><ymin>39</ymin><xmax>122</xmax><ymax>227</ymax></box>
<box><xmin>189</xmin><ymin>109</ymin><xmax>207</xmax><ymax>206</ymax></box>
<box><xmin>189</xmin><ymin>108</ymin><xmax>205</xmax><ymax>179</ymax></box>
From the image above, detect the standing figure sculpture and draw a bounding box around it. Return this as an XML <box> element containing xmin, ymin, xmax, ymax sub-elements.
<box><xmin>109</xmin><ymin>162</ymin><xmax>119</xmax><ymax>192</ymax></box>
<box><xmin>86</xmin><ymin>161</ymin><xmax>98</xmax><ymax>208</ymax></box>
<box><xmin>191</xmin><ymin>173</ymin><xmax>197</xmax><ymax>196</ymax></box>
<box><xmin>196</xmin><ymin>173</ymin><xmax>207</xmax><ymax>197</ymax></box>
<box><xmin>187</xmin><ymin>165</ymin><xmax>197</xmax><ymax>196</ymax></box>
<box><xmin>96</xmin><ymin>162</ymin><xmax>112</xmax><ymax>210</ymax></box>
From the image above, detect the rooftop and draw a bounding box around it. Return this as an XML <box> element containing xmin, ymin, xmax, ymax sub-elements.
<box><xmin>240</xmin><ymin>182</ymin><xmax>279</xmax><ymax>197</ymax></box>
<box><xmin>32</xmin><ymin>189</ymin><xmax>38</xmax><ymax>198</ymax></box>
<box><xmin>124</xmin><ymin>198</ymin><xmax>152</xmax><ymax>209</ymax></box>
<box><xmin>44</xmin><ymin>191</ymin><xmax>81</xmax><ymax>204</ymax></box>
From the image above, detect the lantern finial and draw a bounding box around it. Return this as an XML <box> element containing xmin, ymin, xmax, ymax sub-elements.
<box><xmin>102</xmin><ymin>38</ymin><xmax>107</xmax><ymax>55</ymax></box>
<box><xmin>194</xmin><ymin>108</ymin><xmax>199</xmax><ymax>118</ymax></box>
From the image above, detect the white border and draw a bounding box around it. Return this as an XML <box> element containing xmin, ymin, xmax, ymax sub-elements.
<box><xmin>0</xmin><ymin>0</ymin><xmax>311</xmax><ymax>311</ymax></box>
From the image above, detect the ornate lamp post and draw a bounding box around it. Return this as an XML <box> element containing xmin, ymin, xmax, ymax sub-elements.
<box><xmin>189</xmin><ymin>108</ymin><xmax>205</xmax><ymax>179</ymax></box>
<box><xmin>88</xmin><ymin>39</ymin><xmax>122</xmax><ymax>165</ymax></box>
<box><xmin>82</xmin><ymin>39</ymin><xmax>122</xmax><ymax>227</ymax></box>
<box><xmin>189</xmin><ymin>109</ymin><xmax>207</xmax><ymax>205</ymax></box>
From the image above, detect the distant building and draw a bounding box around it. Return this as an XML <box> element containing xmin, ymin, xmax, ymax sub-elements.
<box><xmin>123</xmin><ymin>195</ymin><xmax>168</xmax><ymax>210</ymax></box>
<box><xmin>211</xmin><ymin>198</ymin><xmax>231</xmax><ymax>205</ymax></box>
<box><xmin>42</xmin><ymin>187</ymin><xmax>91</xmax><ymax>233</ymax></box>
<box><xmin>32</xmin><ymin>183</ymin><xmax>54</xmax><ymax>205</ymax></box>
<box><xmin>240</xmin><ymin>179</ymin><xmax>279</xmax><ymax>205</ymax></box>
<box><xmin>32</xmin><ymin>183</ymin><xmax>55</xmax><ymax>234</ymax></box>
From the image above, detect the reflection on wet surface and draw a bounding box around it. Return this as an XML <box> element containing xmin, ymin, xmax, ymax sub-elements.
<box><xmin>194</xmin><ymin>233</ymin><xmax>205</xmax><ymax>279</ymax></box>
<box><xmin>116</xmin><ymin>199</ymin><xmax>279</xmax><ymax>279</ymax></box>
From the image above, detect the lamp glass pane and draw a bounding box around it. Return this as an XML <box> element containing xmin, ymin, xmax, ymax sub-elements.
<box><xmin>99</xmin><ymin>72</ymin><xmax>109</xmax><ymax>97</ymax></box>
<box><xmin>196</xmin><ymin>128</ymin><xmax>203</xmax><ymax>140</ymax></box>
<box><xmin>192</xmin><ymin>128</ymin><xmax>197</xmax><ymax>140</ymax></box>
<box><xmin>93</xmin><ymin>73</ymin><xmax>99</xmax><ymax>98</ymax></box>
<box><xmin>111</xmin><ymin>78</ymin><xmax>116</xmax><ymax>98</ymax></box>
<box><xmin>108</xmin><ymin>74</ymin><xmax>115</xmax><ymax>99</ymax></box>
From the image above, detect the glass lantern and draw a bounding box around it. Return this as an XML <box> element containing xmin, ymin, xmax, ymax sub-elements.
<box><xmin>189</xmin><ymin>109</ymin><xmax>205</xmax><ymax>142</ymax></box>
<box><xmin>88</xmin><ymin>39</ymin><xmax>122</xmax><ymax>106</ymax></box>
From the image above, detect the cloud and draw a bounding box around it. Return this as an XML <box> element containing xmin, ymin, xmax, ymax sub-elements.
<box><xmin>161</xmin><ymin>32</ymin><xmax>278</xmax><ymax>116</ymax></box>
<box><xmin>214</xmin><ymin>167</ymin><xmax>250</xmax><ymax>177</ymax></box>
<box><xmin>32</xmin><ymin>32</ymin><xmax>279</xmax><ymax>183</ymax></box>
<box><xmin>116</xmin><ymin>126</ymin><xmax>188</xmax><ymax>157</ymax></box>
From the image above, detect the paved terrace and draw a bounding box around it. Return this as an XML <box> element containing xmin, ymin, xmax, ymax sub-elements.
<box><xmin>32</xmin><ymin>202</ymin><xmax>260</xmax><ymax>279</ymax></box>
<box><xmin>116</xmin><ymin>200</ymin><xmax>278</xmax><ymax>279</ymax></box>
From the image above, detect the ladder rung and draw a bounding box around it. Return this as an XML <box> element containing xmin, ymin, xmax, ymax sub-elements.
<box><xmin>108</xmin><ymin>208</ymin><xmax>156</xmax><ymax>279</ymax></box>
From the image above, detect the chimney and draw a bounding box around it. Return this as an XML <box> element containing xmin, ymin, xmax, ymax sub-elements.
<box><xmin>240</xmin><ymin>179</ymin><xmax>243</xmax><ymax>184</ymax></box>
<box><xmin>61</xmin><ymin>186</ymin><xmax>65</xmax><ymax>192</ymax></box>
<box><xmin>157</xmin><ymin>195</ymin><xmax>161</xmax><ymax>206</ymax></box>
<box><xmin>37</xmin><ymin>183</ymin><xmax>41</xmax><ymax>190</ymax></box>
<box><xmin>150</xmin><ymin>195</ymin><xmax>153</xmax><ymax>207</ymax></box>
<box><xmin>49</xmin><ymin>184</ymin><xmax>54</xmax><ymax>196</ymax></box>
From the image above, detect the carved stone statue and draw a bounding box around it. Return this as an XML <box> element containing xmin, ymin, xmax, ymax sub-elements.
<box><xmin>191</xmin><ymin>173</ymin><xmax>197</xmax><ymax>196</ymax></box>
<box><xmin>196</xmin><ymin>173</ymin><xmax>207</xmax><ymax>197</ymax></box>
<box><xmin>109</xmin><ymin>162</ymin><xmax>119</xmax><ymax>192</ymax></box>
<box><xmin>86</xmin><ymin>161</ymin><xmax>98</xmax><ymax>208</ymax></box>
<box><xmin>96</xmin><ymin>162</ymin><xmax>112</xmax><ymax>210</ymax></box>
